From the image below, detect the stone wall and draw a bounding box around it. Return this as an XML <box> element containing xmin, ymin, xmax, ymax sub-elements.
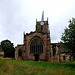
<box><xmin>23</xmin><ymin>32</ymin><xmax>51</xmax><ymax>61</ymax></box>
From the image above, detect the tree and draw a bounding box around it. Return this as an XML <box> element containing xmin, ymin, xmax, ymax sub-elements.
<box><xmin>61</xmin><ymin>18</ymin><xmax>75</xmax><ymax>60</ymax></box>
<box><xmin>1</xmin><ymin>39</ymin><xmax>15</xmax><ymax>58</ymax></box>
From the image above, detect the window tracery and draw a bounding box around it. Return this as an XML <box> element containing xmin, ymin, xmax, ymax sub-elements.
<box><xmin>30</xmin><ymin>37</ymin><xmax>43</xmax><ymax>54</ymax></box>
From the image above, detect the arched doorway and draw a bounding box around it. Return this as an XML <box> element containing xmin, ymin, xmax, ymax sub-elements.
<box><xmin>34</xmin><ymin>54</ymin><xmax>39</xmax><ymax>61</ymax></box>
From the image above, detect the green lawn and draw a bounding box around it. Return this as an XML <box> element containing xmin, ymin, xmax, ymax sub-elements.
<box><xmin>0</xmin><ymin>59</ymin><xmax>75</xmax><ymax>75</ymax></box>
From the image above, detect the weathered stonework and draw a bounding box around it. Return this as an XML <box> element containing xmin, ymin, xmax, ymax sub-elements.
<box><xmin>24</xmin><ymin>32</ymin><xmax>50</xmax><ymax>61</ymax></box>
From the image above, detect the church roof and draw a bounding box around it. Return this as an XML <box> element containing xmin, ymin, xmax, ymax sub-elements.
<box><xmin>51</xmin><ymin>43</ymin><xmax>70</xmax><ymax>53</ymax></box>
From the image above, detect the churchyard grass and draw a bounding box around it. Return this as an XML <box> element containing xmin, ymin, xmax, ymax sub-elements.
<box><xmin>0</xmin><ymin>58</ymin><xmax>75</xmax><ymax>75</ymax></box>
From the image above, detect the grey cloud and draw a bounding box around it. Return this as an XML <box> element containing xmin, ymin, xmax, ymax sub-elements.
<box><xmin>0</xmin><ymin>0</ymin><xmax>75</xmax><ymax>46</ymax></box>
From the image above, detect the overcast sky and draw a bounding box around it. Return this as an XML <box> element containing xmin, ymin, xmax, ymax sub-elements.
<box><xmin>0</xmin><ymin>0</ymin><xmax>75</xmax><ymax>46</ymax></box>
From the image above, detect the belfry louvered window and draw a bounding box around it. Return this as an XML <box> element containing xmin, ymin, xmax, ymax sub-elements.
<box><xmin>30</xmin><ymin>37</ymin><xmax>43</xmax><ymax>54</ymax></box>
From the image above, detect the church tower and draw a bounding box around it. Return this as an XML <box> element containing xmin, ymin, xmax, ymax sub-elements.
<box><xmin>35</xmin><ymin>11</ymin><xmax>51</xmax><ymax>61</ymax></box>
<box><xmin>36</xmin><ymin>11</ymin><xmax>50</xmax><ymax>34</ymax></box>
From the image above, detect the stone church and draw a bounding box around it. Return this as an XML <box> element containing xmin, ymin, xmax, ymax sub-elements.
<box><xmin>15</xmin><ymin>12</ymin><xmax>71</xmax><ymax>62</ymax></box>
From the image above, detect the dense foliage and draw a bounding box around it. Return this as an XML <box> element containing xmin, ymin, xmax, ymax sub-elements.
<box><xmin>61</xmin><ymin>18</ymin><xmax>75</xmax><ymax>60</ymax></box>
<box><xmin>1</xmin><ymin>40</ymin><xmax>15</xmax><ymax>58</ymax></box>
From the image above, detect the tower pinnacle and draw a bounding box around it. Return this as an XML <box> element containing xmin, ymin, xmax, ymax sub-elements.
<box><xmin>41</xmin><ymin>11</ymin><xmax>44</xmax><ymax>21</ymax></box>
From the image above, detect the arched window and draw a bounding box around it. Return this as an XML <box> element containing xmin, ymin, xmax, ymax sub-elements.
<box><xmin>30</xmin><ymin>36</ymin><xmax>43</xmax><ymax>54</ymax></box>
<box><xmin>52</xmin><ymin>45</ymin><xmax>56</xmax><ymax>56</ymax></box>
<box><xmin>18</xmin><ymin>49</ymin><xmax>22</xmax><ymax>56</ymax></box>
<box><xmin>53</xmin><ymin>47</ymin><xmax>56</xmax><ymax>56</ymax></box>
